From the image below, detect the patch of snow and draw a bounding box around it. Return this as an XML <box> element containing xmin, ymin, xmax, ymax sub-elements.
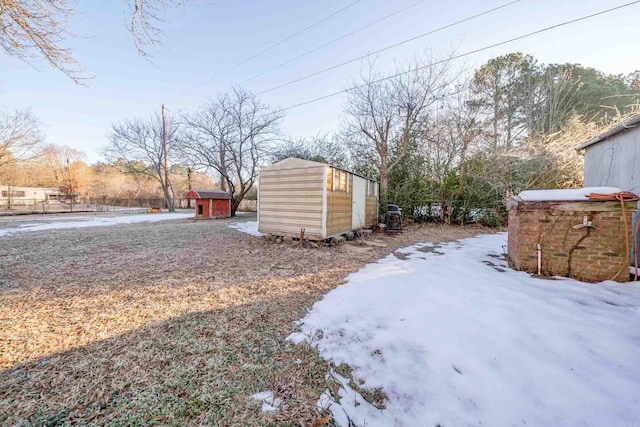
<box><xmin>228</xmin><ymin>221</ymin><xmax>264</xmax><ymax>237</ymax></box>
<box><xmin>290</xmin><ymin>233</ymin><xmax>640</xmax><ymax>427</ymax></box>
<box><xmin>0</xmin><ymin>213</ymin><xmax>194</xmax><ymax>237</ymax></box>
<box><xmin>2</xmin><ymin>216</ymin><xmax>89</xmax><ymax>222</ymax></box>
<box><xmin>251</xmin><ymin>390</ymin><xmax>282</xmax><ymax>413</ymax></box>
<box><xmin>317</xmin><ymin>390</ymin><xmax>334</xmax><ymax>410</ymax></box>
<box><xmin>517</xmin><ymin>187</ymin><xmax>623</xmax><ymax>202</ymax></box>
<box><xmin>107</xmin><ymin>207</ymin><xmax>148</xmax><ymax>211</ymax></box>
<box><xmin>286</xmin><ymin>332</ymin><xmax>307</xmax><ymax>345</ymax></box>
<box><xmin>317</xmin><ymin>386</ymin><xmax>351</xmax><ymax>426</ymax></box>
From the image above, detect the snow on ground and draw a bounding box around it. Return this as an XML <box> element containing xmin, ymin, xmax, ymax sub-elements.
<box><xmin>228</xmin><ymin>221</ymin><xmax>264</xmax><ymax>236</ymax></box>
<box><xmin>251</xmin><ymin>391</ymin><xmax>282</xmax><ymax>412</ymax></box>
<box><xmin>3</xmin><ymin>216</ymin><xmax>89</xmax><ymax>222</ymax></box>
<box><xmin>289</xmin><ymin>233</ymin><xmax>640</xmax><ymax>427</ymax></box>
<box><xmin>0</xmin><ymin>213</ymin><xmax>194</xmax><ymax>237</ymax></box>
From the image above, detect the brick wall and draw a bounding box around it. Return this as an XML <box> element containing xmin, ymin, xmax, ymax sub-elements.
<box><xmin>508</xmin><ymin>201</ymin><xmax>635</xmax><ymax>282</ymax></box>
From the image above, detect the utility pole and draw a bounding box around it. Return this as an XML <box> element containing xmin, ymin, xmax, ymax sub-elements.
<box><xmin>187</xmin><ymin>167</ymin><xmax>193</xmax><ymax>209</ymax></box>
<box><xmin>161</xmin><ymin>104</ymin><xmax>170</xmax><ymax>210</ymax></box>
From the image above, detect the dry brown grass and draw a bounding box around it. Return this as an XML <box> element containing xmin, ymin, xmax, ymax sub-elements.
<box><xmin>0</xmin><ymin>214</ymin><xmax>489</xmax><ymax>426</ymax></box>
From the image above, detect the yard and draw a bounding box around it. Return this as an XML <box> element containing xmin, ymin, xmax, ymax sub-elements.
<box><xmin>0</xmin><ymin>212</ymin><xmax>482</xmax><ymax>426</ymax></box>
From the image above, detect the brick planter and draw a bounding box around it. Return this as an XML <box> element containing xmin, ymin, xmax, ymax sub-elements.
<box><xmin>507</xmin><ymin>199</ymin><xmax>636</xmax><ymax>282</ymax></box>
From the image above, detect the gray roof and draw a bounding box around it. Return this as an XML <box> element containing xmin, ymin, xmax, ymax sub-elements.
<box><xmin>576</xmin><ymin>114</ymin><xmax>640</xmax><ymax>151</ymax></box>
<box><xmin>185</xmin><ymin>190</ymin><xmax>231</xmax><ymax>200</ymax></box>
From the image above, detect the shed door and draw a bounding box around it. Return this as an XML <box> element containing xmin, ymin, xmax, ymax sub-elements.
<box><xmin>352</xmin><ymin>176</ymin><xmax>367</xmax><ymax>229</ymax></box>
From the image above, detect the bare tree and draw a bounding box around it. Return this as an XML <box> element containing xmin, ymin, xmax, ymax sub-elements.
<box><xmin>182</xmin><ymin>88</ymin><xmax>283</xmax><ymax>215</ymax></box>
<box><xmin>535</xmin><ymin>65</ymin><xmax>582</xmax><ymax>135</ymax></box>
<box><xmin>38</xmin><ymin>144</ymin><xmax>84</xmax><ymax>186</ymax></box>
<box><xmin>181</xmin><ymin>96</ymin><xmax>231</xmax><ymax>193</ymax></box>
<box><xmin>105</xmin><ymin>114</ymin><xmax>178</xmax><ymax>211</ymax></box>
<box><xmin>270</xmin><ymin>135</ymin><xmax>349</xmax><ymax>169</ymax></box>
<box><xmin>0</xmin><ymin>0</ymin><xmax>182</xmax><ymax>81</ymax></box>
<box><xmin>38</xmin><ymin>144</ymin><xmax>85</xmax><ymax>210</ymax></box>
<box><xmin>342</xmin><ymin>54</ymin><xmax>454</xmax><ymax>204</ymax></box>
<box><xmin>447</xmin><ymin>86</ymin><xmax>483</xmax><ymax>196</ymax></box>
<box><xmin>0</xmin><ymin>108</ymin><xmax>43</xmax><ymax>170</ymax></box>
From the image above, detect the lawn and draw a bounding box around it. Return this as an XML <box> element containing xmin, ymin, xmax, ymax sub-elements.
<box><xmin>0</xmin><ymin>213</ymin><xmax>483</xmax><ymax>426</ymax></box>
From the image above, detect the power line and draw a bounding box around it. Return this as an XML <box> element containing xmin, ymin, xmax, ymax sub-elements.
<box><xmin>238</xmin><ymin>0</ymin><xmax>431</xmax><ymax>86</ymax></box>
<box><xmin>165</xmin><ymin>0</ymin><xmax>363</xmax><ymax>104</ymax></box>
<box><xmin>269</xmin><ymin>0</ymin><xmax>640</xmax><ymax>114</ymax></box>
<box><xmin>256</xmin><ymin>0</ymin><xmax>523</xmax><ymax>96</ymax></box>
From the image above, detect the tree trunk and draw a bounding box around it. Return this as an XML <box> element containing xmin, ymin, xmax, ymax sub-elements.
<box><xmin>231</xmin><ymin>197</ymin><xmax>240</xmax><ymax>217</ymax></box>
<box><xmin>161</xmin><ymin>183</ymin><xmax>175</xmax><ymax>212</ymax></box>
<box><xmin>187</xmin><ymin>168</ymin><xmax>192</xmax><ymax>209</ymax></box>
<box><xmin>379</xmin><ymin>158</ymin><xmax>389</xmax><ymax>216</ymax></box>
<box><xmin>219</xmin><ymin>144</ymin><xmax>227</xmax><ymax>193</ymax></box>
<box><xmin>492</xmin><ymin>99</ymin><xmax>499</xmax><ymax>149</ymax></box>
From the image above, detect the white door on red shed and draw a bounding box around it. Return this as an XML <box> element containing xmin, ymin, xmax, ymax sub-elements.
<box><xmin>352</xmin><ymin>175</ymin><xmax>366</xmax><ymax>229</ymax></box>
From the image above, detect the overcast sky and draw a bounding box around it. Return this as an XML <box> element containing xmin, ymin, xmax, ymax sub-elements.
<box><xmin>1</xmin><ymin>0</ymin><xmax>639</xmax><ymax>164</ymax></box>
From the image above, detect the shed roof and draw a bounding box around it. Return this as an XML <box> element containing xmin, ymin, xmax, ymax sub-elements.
<box><xmin>262</xmin><ymin>157</ymin><xmax>379</xmax><ymax>182</ymax></box>
<box><xmin>576</xmin><ymin>114</ymin><xmax>640</xmax><ymax>151</ymax></box>
<box><xmin>185</xmin><ymin>190</ymin><xmax>231</xmax><ymax>200</ymax></box>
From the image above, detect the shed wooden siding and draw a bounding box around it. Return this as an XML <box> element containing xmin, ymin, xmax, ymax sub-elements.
<box><xmin>326</xmin><ymin>176</ymin><xmax>353</xmax><ymax>236</ymax></box>
<box><xmin>365</xmin><ymin>195</ymin><xmax>378</xmax><ymax>226</ymax></box>
<box><xmin>258</xmin><ymin>166</ymin><xmax>325</xmax><ymax>238</ymax></box>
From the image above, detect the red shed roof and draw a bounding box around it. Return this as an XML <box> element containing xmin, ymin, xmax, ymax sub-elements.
<box><xmin>185</xmin><ymin>190</ymin><xmax>231</xmax><ymax>200</ymax></box>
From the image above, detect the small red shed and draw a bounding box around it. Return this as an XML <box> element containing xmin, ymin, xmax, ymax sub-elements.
<box><xmin>185</xmin><ymin>190</ymin><xmax>231</xmax><ymax>219</ymax></box>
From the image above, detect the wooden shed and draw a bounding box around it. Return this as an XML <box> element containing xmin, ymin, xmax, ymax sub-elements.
<box><xmin>185</xmin><ymin>190</ymin><xmax>231</xmax><ymax>219</ymax></box>
<box><xmin>258</xmin><ymin>158</ymin><xmax>379</xmax><ymax>240</ymax></box>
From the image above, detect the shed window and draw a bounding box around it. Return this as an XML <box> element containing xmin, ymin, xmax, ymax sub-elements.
<box><xmin>367</xmin><ymin>181</ymin><xmax>378</xmax><ymax>197</ymax></box>
<box><xmin>333</xmin><ymin>169</ymin><xmax>348</xmax><ymax>192</ymax></box>
<box><xmin>198</xmin><ymin>204</ymin><xmax>203</xmax><ymax>215</ymax></box>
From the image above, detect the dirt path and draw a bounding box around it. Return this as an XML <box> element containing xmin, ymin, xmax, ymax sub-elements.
<box><xmin>0</xmin><ymin>215</ymin><xmax>491</xmax><ymax>426</ymax></box>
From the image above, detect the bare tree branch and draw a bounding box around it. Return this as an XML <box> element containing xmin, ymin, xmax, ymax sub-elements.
<box><xmin>0</xmin><ymin>108</ymin><xmax>44</xmax><ymax>170</ymax></box>
<box><xmin>0</xmin><ymin>0</ymin><xmax>182</xmax><ymax>81</ymax></box>
<box><xmin>342</xmin><ymin>52</ymin><xmax>455</xmax><ymax>201</ymax></box>
<box><xmin>104</xmin><ymin>114</ymin><xmax>178</xmax><ymax>211</ymax></box>
<box><xmin>181</xmin><ymin>88</ymin><xmax>283</xmax><ymax>215</ymax></box>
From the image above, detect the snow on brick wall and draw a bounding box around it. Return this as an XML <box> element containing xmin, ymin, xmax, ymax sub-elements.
<box><xmin>508</xmin><ymin>201</ymin><xmax>633</xmax><ymax>282</ymax></box>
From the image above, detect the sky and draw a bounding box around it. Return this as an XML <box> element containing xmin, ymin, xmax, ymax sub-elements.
<box><xmin>1</xmin><ymin>0</ymin><xmax>639</xmax><ymax>164</ymax></box>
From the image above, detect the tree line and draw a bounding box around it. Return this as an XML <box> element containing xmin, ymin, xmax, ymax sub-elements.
<box><xmin>275</xmin><ymin>52</ymin><xmax>640</xmax><ymax>225</ymax></box>
<box><xmin>2</xmin><ymin>52</ymin><xmax>639</xmax><ymax>222</ymax></box>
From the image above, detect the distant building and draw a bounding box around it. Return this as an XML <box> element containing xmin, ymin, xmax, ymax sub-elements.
<box><xmin>0</xmin><ymin>186</ymin><xmax>62</xmax><ymax>208</ymax></box>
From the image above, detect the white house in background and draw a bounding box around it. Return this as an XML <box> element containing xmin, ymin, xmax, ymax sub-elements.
<box><xmin>576</xmin><ymin>115</ymin><xmax>640</xmax><ymax>268</ymax></box>
<box><xmin>0</xmin><ymin>186</ymin><xmax>62</xmax><ymax>208</ymax></box>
